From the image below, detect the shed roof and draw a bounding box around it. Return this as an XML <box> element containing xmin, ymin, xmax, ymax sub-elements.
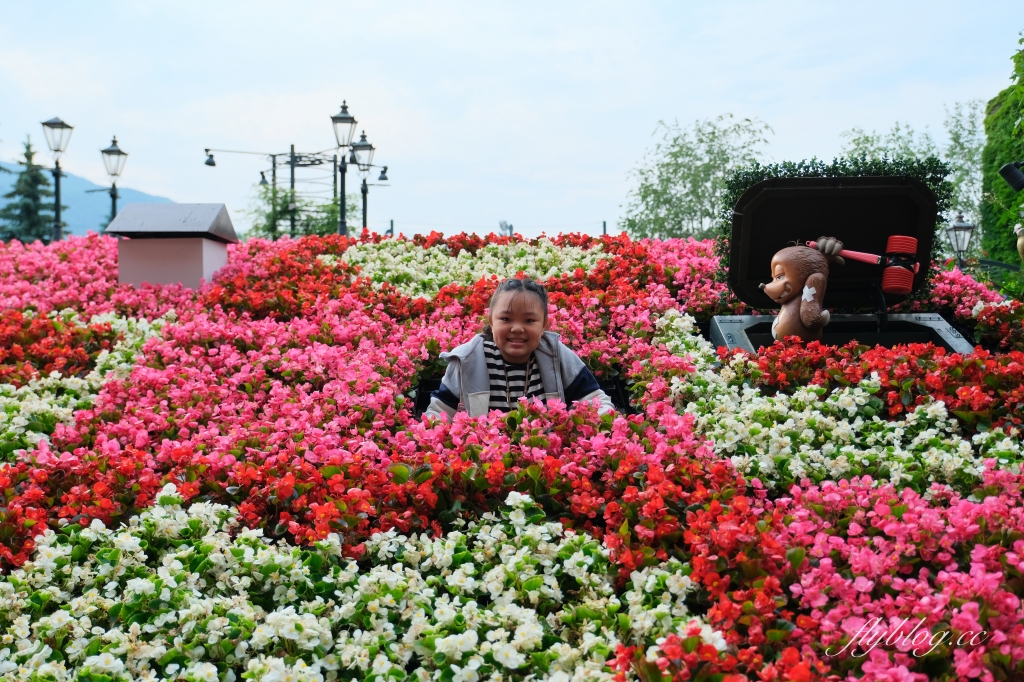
<box><xmin>104</xmin><ymin>204</ymin><xmax>239</xmax><ymax>243</ymax></box>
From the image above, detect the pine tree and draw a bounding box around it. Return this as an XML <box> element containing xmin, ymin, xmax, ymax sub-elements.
<box><xmin>0</xmin><ymin>138</ymin><xmax>58</xmax><ymax>244</ymax></box>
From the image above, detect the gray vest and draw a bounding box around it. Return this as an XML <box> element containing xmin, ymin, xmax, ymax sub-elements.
<box><xmin>439</xmin><ymin>332</ymin><xmax>586</xmax><ymax>417</ymax></box>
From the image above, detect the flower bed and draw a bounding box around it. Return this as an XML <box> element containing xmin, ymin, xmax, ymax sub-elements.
<box><xmin>1</xmin><ymin>231</ymin><xmax>1023</xmax><ymax>681</ymax></box>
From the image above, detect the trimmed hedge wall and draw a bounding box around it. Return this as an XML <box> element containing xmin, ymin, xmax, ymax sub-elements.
<box><xmin>981</xmin><ymin>86</ymin><xmax>1024</xmax><ymax>268</ymax></box>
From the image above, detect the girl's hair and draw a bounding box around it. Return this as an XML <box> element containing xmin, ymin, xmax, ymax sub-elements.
<box><xmin>482</xmin><ymin>278</ymin><xmax>549</xmax><ymax>340</ymax></box>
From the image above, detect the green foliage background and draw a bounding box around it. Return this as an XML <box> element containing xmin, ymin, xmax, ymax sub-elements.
<box><xmin>0</xmin><ymin>139</ymin><xmax>60</xmax><ymax>244</ymax></box>
<box><xmin>621</xmin><ymin>115</ymin><xmax>772</xmax><ymax>240</ymax></box>
<box><xmin>244</xmin><ymin>184</ymin><xmax>360</xmax><ymax>241</ymax></box>
<box><xmin>979</xmin><ymin>34</ymin><xmax>1024</xmax><ymax>293</ymax></box>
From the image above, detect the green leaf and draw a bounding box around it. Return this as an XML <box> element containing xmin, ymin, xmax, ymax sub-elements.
<box><xmin>522</xmin><ymin>576</ymin><xmax>544</xmax><ymax>592</ymax></box>
<box><xmin>388</xmin><ymin>464</ymin><xmax>410</xmax><ymax>484</ymax></box>
<box><xmin>786</xmin><ymin>547</ymin><xmax>806</xmax><ymax>570</ymax></box>
<box><xmin>414</xmin><ymin>466</ymin><xmax>434</xmax><ymax>484</ymax></box>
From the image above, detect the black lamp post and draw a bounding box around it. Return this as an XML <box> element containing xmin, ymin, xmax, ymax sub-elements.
<box><xmin>100</xmin><ymin>137</ymin><xmax>128</xmax><ymax>223</ymax></box>
<box><xmin>946</xmin><ymin>213</ymin><xmax>976</xmax><ymax>268</ymax></box>
<box><xmin>350</xmin><ymin>131</ymin><xmax>377</xmax><ymax>230</ymax></box>
<box><xmin>331</xmin><ymin>102</ymin><xmax>359</xmax><ymax>236</ymax></box>
<box><xmin>41</xmin><ymin>117</ymin><xmax>74</xmax><ymax>243</ymax></box>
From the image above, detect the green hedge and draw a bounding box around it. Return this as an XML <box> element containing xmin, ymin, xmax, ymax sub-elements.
<box><xmin>713</xmin><ymin>157</ymin><xmax>954</xmax><ymax>310</ymax></box>
<box><xmin>980</xmin><ymin>87</ymin><xmax>1024</xmax><ymax>269</ymax></box>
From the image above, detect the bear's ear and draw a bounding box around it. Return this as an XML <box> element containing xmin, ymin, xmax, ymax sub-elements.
<box><xmin>799</xmin><ymin>272</ymin><xmax>829</xmax><ymax>329</ymax></box>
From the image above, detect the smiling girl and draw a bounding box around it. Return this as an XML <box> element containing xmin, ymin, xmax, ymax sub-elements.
<box><xmin>425</xmin><ymin>278</ymin><xmax>615</xmax><ymax>419</ymax></box>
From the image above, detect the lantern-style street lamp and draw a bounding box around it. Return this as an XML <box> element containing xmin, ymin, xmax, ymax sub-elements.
<box><xmin>41</xmin><ymin>117</ymin><xmax>74</xmax><ymax>243</ymax></box>
<box><xmin>351</xmin><ymin>131</ymin><xmax>376</xmax><ymax>171</ymax></box>
<box><xmin>946</xmin><ymin>213</ymin><xmax>976</xmax><ymax>268</ymax></box>
<box><xmin>330</xmin><ymin>103</ymin><xmax>389</xmax><ymax>235</ymax></box>
<box><xmin>350</xmin><ymin>131</ymin><xmax>379</xmax><ymax>231</ymax></box>
<box><xmin>101</xmin><ymin>137</ymin><xmax>129</xmax><ymax>223</ymax></box>
<box><xmin>330</xmin><ymin>102</ymin><xmax>359</xmax><ymax>237</ymax></box>
<box><xmin>331</xmin><ymin>102</ymin><xmax>358</xmax><ymax>149</ymax></box>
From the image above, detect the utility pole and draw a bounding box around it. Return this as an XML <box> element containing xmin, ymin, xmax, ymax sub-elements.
<box><xmin>361</xmin><ymin>177</ymin><xmax>368</xmax><ymax>229</ymax></box>
<box><xmin>108</xmin><ymin>182</ymin><xmax>120</xmax><ymax>225</ymax></box>
<box><xmin>289</xmin><ymin>144</ymin><xmax>297</xmax><ymax>237</ymax></box>
<box><xmin>270</xmin><ymin>155</ymin><xmax>278</xmax><ymax>240</ymax></box>
<box><xmin>338</xmin><ymin>154</ymin><xmax>348</xmax><ymax>237</ymax></box>
<box><xmin>52</xmin><ymin>161</ymin><xmax>63</xmax><ymax>243</ymax></box>
<box><xmin>332</xmin><ymin>155</ymin><xmax>338</xmax><ymax>203</ymax></box>
<box><xmin>603</xmin><ymin>220</ymin><xmax>607</xmax><ymax>236</ymax></box>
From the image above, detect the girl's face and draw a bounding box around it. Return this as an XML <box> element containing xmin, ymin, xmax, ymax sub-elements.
<box><xmin>488</xmin><ymin>291</ymin><xmax>546</xmax><ymax>364</ymax></box>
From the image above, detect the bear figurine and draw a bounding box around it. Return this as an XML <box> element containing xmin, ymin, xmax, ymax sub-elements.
<box><xmin>759</xmin><ymin>236</ymin><xmax>844</xmax><ymax>342</ymax></box>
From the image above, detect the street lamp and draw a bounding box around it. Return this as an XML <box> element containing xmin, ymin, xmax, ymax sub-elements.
<box><xmin>331</xmin><ymin>102</ymin><xmax>358</xmax><ymax>149</ymax></box>
<box><xmin>946</xmin><ymin>213</ymin><xmax>975</xmax><ymax>268</ymax></box>
<box><xmin>41</xmin><ymin>117</ymin><xmax>73</xmax><ymax>243</ymax></box>
<box><xmin>350</xmin><ymin>131</ymin><xmax>379</xmax><ymax>230</ymax></box>
<box><xmin>351</xmin><ymin>131</ymin><xmax>376</xmax><ymax>171</ymax></box>
<box><xmin>344</xmin><ymin>130</ymin><xmax>389</xmax><ymax>231</ymax></box>
<box><xmin>101</xmin><ymin>137</ymin><xmax>128</xmax><ymax>223</ymax></box>
<box><xmin>330</xmin><ymin>102</ymin><xmax>359</xmax><ymax>237</ymax></box>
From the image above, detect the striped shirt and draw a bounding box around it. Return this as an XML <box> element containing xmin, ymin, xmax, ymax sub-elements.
<box><xmin>484</xmin><ymin>340</ymin><xmax>545</xmax><ymax>412</ymax></box>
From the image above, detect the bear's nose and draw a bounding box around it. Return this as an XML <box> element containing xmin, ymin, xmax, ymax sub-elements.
<box><xmin>759</xmin><ymin>282</ymin><xmax>767</xmax><ymax>290</ymax></box>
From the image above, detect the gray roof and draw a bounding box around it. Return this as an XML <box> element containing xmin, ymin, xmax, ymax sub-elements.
<box><xmin>104</xmin><ymin>204</ymin><xmax>239</xmax><ymax>243</ymax></box>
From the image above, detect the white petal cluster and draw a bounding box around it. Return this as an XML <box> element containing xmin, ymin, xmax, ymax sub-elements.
<box><xmin>0</xmin><ymin>309</ymin><xmax>172</xmax><ymax>457</ymax></box>
<box><xmin>317</xmin><ymin>239</ymin><xmax>609</xmax><ymax>299</ymax></box>
<box><xmin>0</xmin><ymin>487</ymin><xmax>720</xmax><ymax>682</ymax></box>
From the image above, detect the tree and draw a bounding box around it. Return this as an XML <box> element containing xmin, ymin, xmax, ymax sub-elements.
<box><xmin>943</xmin><ymin>100</ymin><xmax>985</xmax><ymax>224</ymax></box>
<box><xmin>0</xmin><ymin>138</ymin><xmax>58</xmax><ymax>244</ymax></box>
<box><xmin>841</xmin><ymin>106</ymin><xmax>985</xmax><ymax>226</ymax></box>
<box><xmin>840</xmin><ymin>122</ymin><xmax>939</xmax><ymax>162</ymax></box>
<box><xmin>244</xmin><ymin>184</ymin><xmax>360</xmax><ymax>241</ymax></box>
<box><xmin>622</xmin><ymin>114</ymin><xmax>772</xmax><ymax>239</ymax></box>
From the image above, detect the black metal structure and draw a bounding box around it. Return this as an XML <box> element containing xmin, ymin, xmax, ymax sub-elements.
<box><xmin>203</xmin><ymin>146</ymin><xmax>338</xmax><ymax>239</ymax></box>
<box><xmin>714</xmin><ymin>175</ymin><xmax>976</xmax><ymax>355</ymax></box>
<box><xmin>729</xmin><ymin>176</ymin><xmax>936</xmax><ymax>310</ymax></box>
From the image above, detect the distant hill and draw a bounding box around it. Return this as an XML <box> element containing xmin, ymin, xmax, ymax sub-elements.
<box><xmin>0</xmin><ymin>161</ymin><xmax>173</xmax><ymax>238</ymax></box>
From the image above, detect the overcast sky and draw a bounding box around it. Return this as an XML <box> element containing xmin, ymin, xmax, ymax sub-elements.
<box><xmin>1</xmin><ymin>1</ymin><xmax>1020</xmax><ymax>238</ymax></box>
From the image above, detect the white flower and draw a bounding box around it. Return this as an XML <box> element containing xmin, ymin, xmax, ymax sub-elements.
<box><xmin>492</xmin><ymin>643</ymin><xmax>526</xmax><ymax>669</ymax></box>
<box><xmin>504</xmin><ymin>491</ymin><xmax>532</xmax><ymax>508</ymax></box>
<box><xmin>451</xmin><ymin>657</ymin><xmax>482</xmax><ymax>682</ymax></box>
<box><xmin>371</xmin><ymin>654</ymin><xmax>392</xmax><ymax>675</ymax></box>
<box><xmin>84</xmin><ymin>652</ymin><xmax>125</xmax><ymax>675</ymax></box>
<box><xmin>191</xmin><ymin>662</ymin><xmax>220</xmax><ymax>682</ymax></box>
<box><xmin>125</xmin><ymin>577</ymin><xmax>156</xmax><ymax>597</ymax></box>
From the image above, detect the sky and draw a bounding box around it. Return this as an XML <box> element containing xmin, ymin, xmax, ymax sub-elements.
<box><xmin>1</xmin><ymin>1</ymin><xmax>1020</xmax><ymax>239</ymax></box>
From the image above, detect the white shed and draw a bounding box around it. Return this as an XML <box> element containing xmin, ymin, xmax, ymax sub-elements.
<box><xmin>104</xmin><ymin>204</ymin><xmax>239</xmax><ymax>289</ymax></box>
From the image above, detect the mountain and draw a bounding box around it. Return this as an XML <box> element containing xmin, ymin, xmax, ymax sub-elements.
<box><xmin>0</xmin><ymin>161</ymin><xmax>173</xmax><ymax>238</ymax></box>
